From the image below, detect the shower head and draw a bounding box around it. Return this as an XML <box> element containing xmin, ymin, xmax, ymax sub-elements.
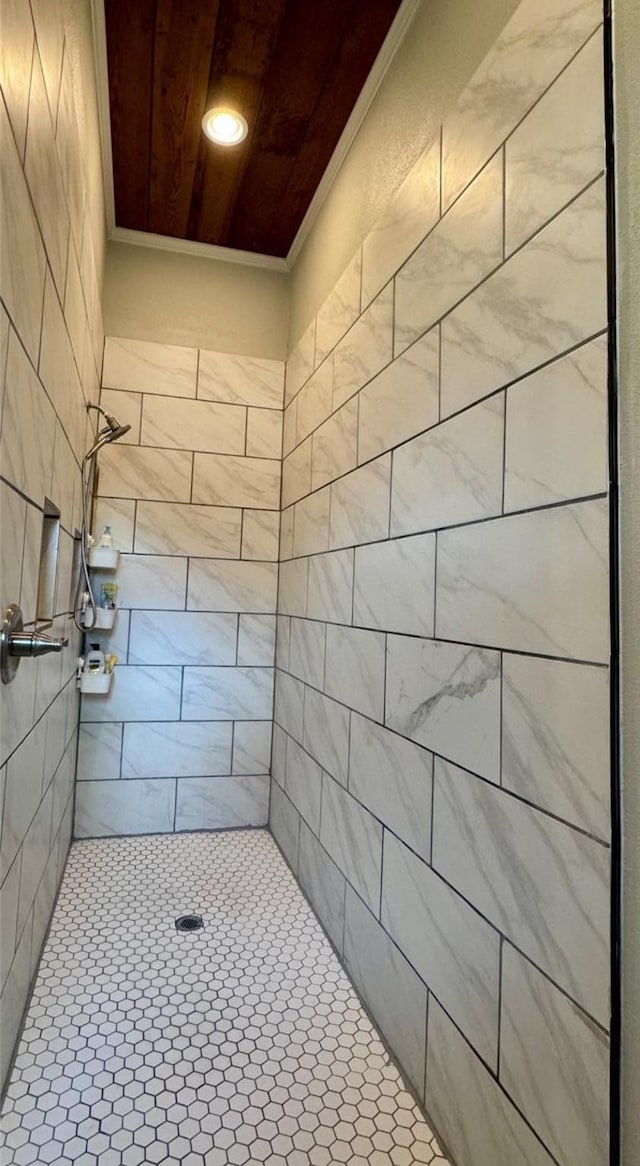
<box><xmin>106</xmin><ymin>423</ymin><xmax>131</xmax><ymax>442</ymax></box>
<box><xmin>83</xmin><ymin>403</ymin><xmax>131</xmax><ymax>464</ymax></box>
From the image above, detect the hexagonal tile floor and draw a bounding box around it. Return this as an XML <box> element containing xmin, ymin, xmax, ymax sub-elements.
<box><xmin>0</xmin><ymin>830</ymin><xmax>451</xmax><ymax>1166</ymax></box>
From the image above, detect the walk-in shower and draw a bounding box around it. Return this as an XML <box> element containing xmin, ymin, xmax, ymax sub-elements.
<box><xmin>72</xmin><ymin>402</ymin><xmax>131</xmax><ymax>631</ymax></box>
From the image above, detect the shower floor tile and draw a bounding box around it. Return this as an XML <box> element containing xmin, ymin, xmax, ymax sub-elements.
<box><xmin>1</xmin><ymin>830</ymin><xmax>449</xmax><ymax>1166</ymax></box>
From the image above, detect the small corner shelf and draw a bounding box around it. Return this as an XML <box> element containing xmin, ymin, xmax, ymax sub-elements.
<box><xmin>88</xmin><ymin>546</ymin><xmax>120</xmax><ymax>570</ymax></box>
<box><xmin>78</xmin><ymin>671</ymin><xmax>113</xmax><ymax>695</ymax></box>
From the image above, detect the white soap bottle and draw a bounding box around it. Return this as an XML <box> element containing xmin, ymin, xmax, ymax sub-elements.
<box><xmin>85</xmin><ymin>644</ymin><xmax>106</xmax><ymax>674</ymax></box>
<box><xmin>99</xmin><ymin>525</ymin><xmax>113</xmax><ymax>548</ymax></box>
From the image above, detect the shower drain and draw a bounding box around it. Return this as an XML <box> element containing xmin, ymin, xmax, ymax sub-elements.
<box><xmin>175</xmin><ymin>914</ymin><xmax>204</xmax><ymax>932</ymax></box>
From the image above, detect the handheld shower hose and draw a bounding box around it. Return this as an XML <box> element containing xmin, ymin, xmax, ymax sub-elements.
<box><xmin>73</xmin><ymin>404</ymin><xmax>131</xmax><ymax>632</ymax></box>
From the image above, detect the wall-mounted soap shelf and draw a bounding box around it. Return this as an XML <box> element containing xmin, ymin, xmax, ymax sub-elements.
<box><xmin>78</xmin><ymin>671</ymin><xmax>113</xmax><ymax>695</ymax></box>
<box><xmin>88</xmin><ymin>546</ymin><xmax>120</xmax><ymax>570</ymax></box>
<box><xmin>83</xmin><ymin>606</ymin><xmax>118</xmax><ymax>630</ymax></box>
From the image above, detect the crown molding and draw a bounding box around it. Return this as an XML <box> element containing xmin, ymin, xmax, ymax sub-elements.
<box><xmin>90</xmin><ymin>0</ymin><xmax>420</xmax><ymax>274</ymax></box>
<box><xmin>109</xmin><ymin>227</ymin><xmax>289</xmax><ymax>272</ymax></box>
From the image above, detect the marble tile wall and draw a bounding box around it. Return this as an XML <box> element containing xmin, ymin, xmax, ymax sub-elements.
<box><xmin>0</xmin><ymin>0</ymin><xmax>105</xmax><ymax>1093</ymax></box>
<box><xmin>77</xmin><ymin>337</ymin><xmax>283</xmax><ymax>839</ymax></box>
<box><xmin>270</xmin><ymin>2</ymin><xmax>611</xmax><ymax>1165</ymax></box>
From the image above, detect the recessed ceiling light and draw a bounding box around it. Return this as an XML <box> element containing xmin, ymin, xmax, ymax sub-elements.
<box><xmin>201</xmin><ymin>107</ymin><xmax>248</xmax><ymax>146</ymax></box>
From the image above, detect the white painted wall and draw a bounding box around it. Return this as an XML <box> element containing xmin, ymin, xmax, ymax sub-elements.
<box><xmin>103</xmin><ymin>241</ymin><xmax>289</xmax><ymax>359</ymax></box>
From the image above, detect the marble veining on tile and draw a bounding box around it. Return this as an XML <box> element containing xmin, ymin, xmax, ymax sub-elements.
<box><xmin>121</xmin><ymin>720</ymin><xmax>233</xmax><ymax>779</ymax></box>
<box><xmin>502</xmin><ymin>653</ymin><xmax>610</xmax><ymax>839</ymax></box>
<box><xmin>246</xmin><ymin>406</ymin><xmax>283</xmax><ymax>459</ymax></box>
<box><xmin>277</xmin><ymin>557</ymin><xmax>309</xmax><ymax>618</ymax></box>
<box><xmin>324</xmin><ymin>624</ymin><xmax>386</xmax><ymax>722</ymax></box>
<box><xmin>297</xmin><ymin>820</ymin><xmax>346</xmax><ymax>951</ymax></box>
<box><xmin>80</xmin><ymin>665</ymin><xmax>182</xmax><ymax>724</ymax></box>
<box><xmin>433</xmin><ymin>757</ymin><xmax>610</xmax><ymax>1024</ymax></box>
<box><xmin>112</xmin><ymin>553</ymin><xmax>188</xmax><ymax>611</ymax></box>
<box><xmin>237</xmin><ymin>613</ymin><xmax>276</xmax><ymax>667</ymax></box>
<box><xmin>357</xmin><ymin>327</ymin><xmax>440</xmax><ymax>465</ymax></box>
<box><xmin>349</xmin><ymin>713</ymin><xmax>433</xmax><ymax>859</ymax></box>
<box><xmin>141</xmin><ymin>395</ymin><xmax>247</xmax><ymax>455</ymax></box>
<box><xmin>2</xmin><ymin>331</ymin><xmax>55</xmax><ymax>507</ymax></box>
<box><xmin>329</xmin><ymin>455</ymin><xmax>391</xmax><ymax>550</ymax></box>
<box><xmin>426</xmin><ymin>999</ymin><xmax>556</xmax><ymax>1166</ymax></box>
<box><xmin>279</xmin><ymin>508</ymin><xmax>294</xmax><ymax>566</ymax></box>
<box><xmin>74</xmin><ymin>777</ymin><xmax>176</xmax><ymax>837</ymax></box>
<box><xmin>303</xmin><ymin>685</ymin><xmax>350</xmax><ymax>786</ymax></box>
<box><xmin>0</xmin><ymin>99</ymin><xmax>46</xmax><ymax>366</ymax></box>
<box><xmin>385</xmin><ymin>636</ymin><xmax>501</xmax><ymax>783</ymax></box>
<box><xmin>440</xmin><ymin>178</ymin><xmax>607</xmax><ymax>417</ymax></box>
<box><xmin>102</xmin><ymin>336</ymin><xmax>198</xmax><ymax>397</ymax></box>
<box><xmin>505</xmin><ymin>27</ymin><xmax>604</xmax><ymax>255</ymax></box>
<box><xmin>284</xmin><ymin>736</ymin><xmax>323</xmax><ymax>832</ymax></box>
<box><xmin>98</xmin><ymin>444</ymin><xmax>193</xmax><ymax>503</ymax></box>
<box><xmin>441</xmin><ymin>0</ymin><xmax>602</xmax><ymax>209</ymax></box>
<box><xmin>232</xmin><ymin>719</ymin><xmax>272</xmax><ymax>774</ymax></box>
<box><xmin>436</xmin><ymin>498</ymin><xmax>609</xmax><ymax>662</ymax></box>
<box><xmin>320</xmin><ymin>774</ymin><xmax>383</xmax><ymax>913</ymax></box>
<box><xmin>282</xmin><ymin>438</ymin><xmax>312</xmax><ymax>509</ymax></box>
<box><xmin>311</xmin><ymin>396</ymin><xmax>358</xmax><ymax>491</ymax></box>
<box><xmin>181</xmin><ymin>666</ymin><xmax>274</xmax><ymax>721</ymax></box>
<box><xmin>187</xmin><ymin>558</ymin><xmax>278</xmax><ymax>614</ymax></box>
<box><xmin>395</xmin><ymin>152</ymin><xmax>504</xmax><ymax>354</ymax></box>
<box><xmin>24</xmin><ymin>51</ymin><xmax>69</xmax><ymax>298</ymax></box>
<box><xmin>197</xmin><ymin>349</ymin><xmax>284</xmax><ymax>408</ymax></box>
<box><xmin>292</xmin><ymin>487</ymin><xmax>331</xmax><ymax>558</ymax></box>
<box><xmin>76</xmin><ymin>722</ymin><xmax>122</xmax><ymax>782</ymax></box>
<box><xmin>390</xmin><ymin>395</ymin><xmax>504</xmax><ymax>537</ymax></box>
<box><xmin>382</xmin><ymin>831</ymin><xmax>501</xmax><ymax>1068</ymax></box>
<box><xmin>285</xmin><ymin>319</ymin><xmax>316</xmax><ymax>403</ymax></box>
<box><xmin>353</xmin><ymin>533</ymin><xmax>436</xmax><ymax>636</ymax></box>
<box><xmin>128</xmin><ymin>610</ymin><xmax>238</xmax><ymax>666</ymax></box>
<box><xmin>192</xmin><ymin>453</ymin><xmax>281</xmax><ymax>510</ymax></box>
<box><xmin>500</xmin><ymin>944</ymin><xmax>609</xmax><ymax>1166</ymax></box>
<box><xmin>307</xmin><ymin>548</ymin><xmax>354</xmax><ymax>624</ymax></box>
<box><xmin>175</xmin><ymin>775</ymin><xmax>269</xmax><ymax>831</ymax></box>
<box><xmin>241</xmin><ymin>509</ymin><xmax>280</xmax><ymax>561</ymax></box>
<box><xmin>274</xmin><ymin>669</ymin><xmax>305</xmax><ymax>742</ymax></box>
<box><xmin>332</xmin><ymin>285</ymin><xmax>394</xmax><ymax>411</ymax></box>
<box><xmin>289</xmin><ymin>617</ymin><xmax>326</xmax><ymax>690</ymax></box>
<box><xmin>503</xmin><ymin>335</ymin><xmax>608</xmax><ymax>511</ymax></box>
<box><xmin>134</xmin><ymin>500</ymin><xmax>241</xmax><ymax>558</ymax></box>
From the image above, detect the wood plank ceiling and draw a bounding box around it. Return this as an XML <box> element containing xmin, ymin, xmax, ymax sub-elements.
<box><xmin>105</xmin><ymin>0</ymin><xmax>403</xmax><ymax>257</ymax></box>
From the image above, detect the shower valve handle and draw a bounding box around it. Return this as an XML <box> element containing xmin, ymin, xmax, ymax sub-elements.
<box><xmin>1</xmin><ymin>604</ymin><xmax>69</xmax><ymax>685</ymax></box>
<box><xmin>9</xmin><ymin>629</ymin><xmax>69</xmax><ymax>658</ymax></box>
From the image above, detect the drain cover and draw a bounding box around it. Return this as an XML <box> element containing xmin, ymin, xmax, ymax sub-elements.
<box><xmin>175</xmin><ymin>914</ymin><xmax>204</xmax><ymax>932</ymax></box>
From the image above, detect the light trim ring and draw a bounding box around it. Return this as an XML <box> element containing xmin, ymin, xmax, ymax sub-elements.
<box><xmin>202</xmin><ymin>106</ymin><xmax>248</xmax><ymax>146</ymax></box>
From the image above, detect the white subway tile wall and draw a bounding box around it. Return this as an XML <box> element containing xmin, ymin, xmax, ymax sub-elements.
<box><xmin>0</xmin><ymin>0</ymin><xmax>104</xmax><ymax>1093</ymax></box>
<box><xmin>77</xmin><ymin>339</ymin><xmax>283</xmax><ymax>840</ymax></box>
<box><xmin>270</xmin><ymin>3</ymin><xmax>611</xmax><ymax>1166</ymax></box>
